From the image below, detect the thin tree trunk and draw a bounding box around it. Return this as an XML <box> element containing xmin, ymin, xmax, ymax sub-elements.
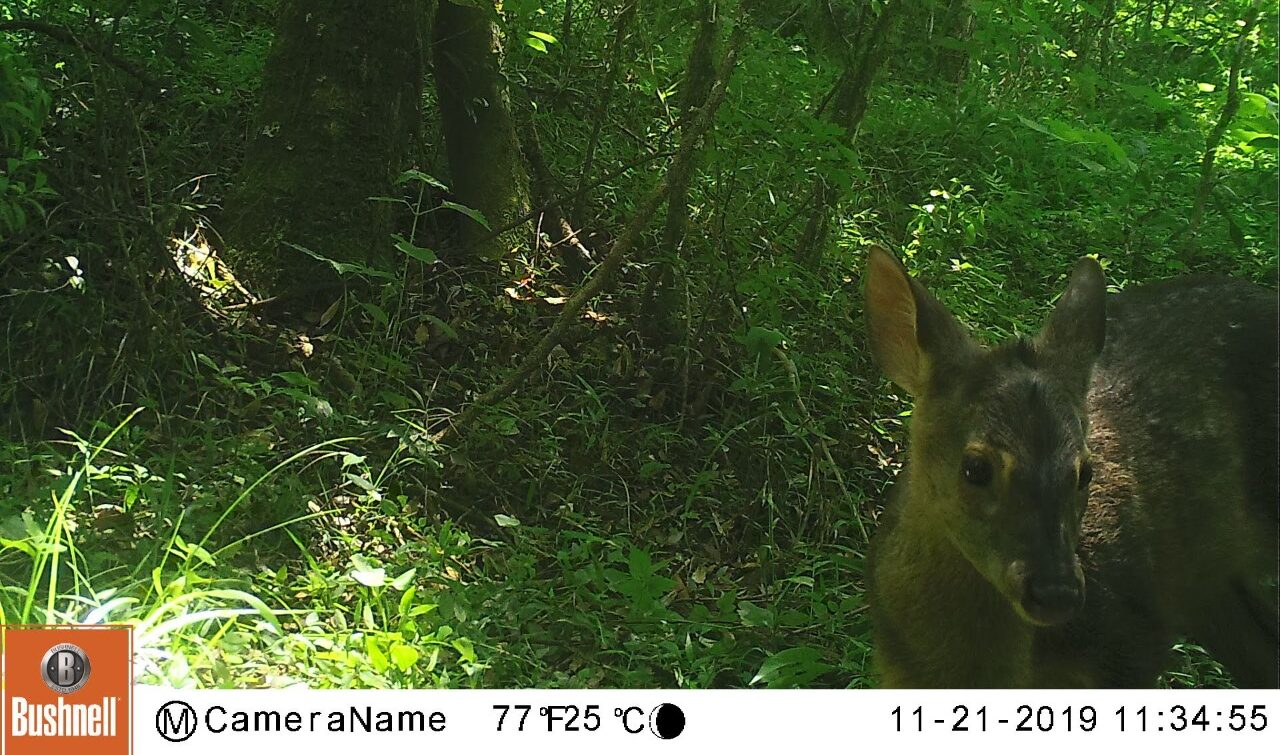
<box><xmin>514</xmin><ymin>104</ymin><xmax>594</xmax><ymax>276</ymax></box>
<box><xmin>1186</xmin><ymin>0</ymin><xmax>1259</xmax><ymax>253</ymax></box>
<box><xmin>561</xmin><ymin>0</ymin><xmax>574</xmax><ymax>53</ymax></box>
<box><xmin>1097</xmin><ymin>0</ymin><xmax>1118</xmax><ymax>70</ymax></box>
<box><xmin>640</xmin><ymin>0</ymin><xmax>719</xmax><ymax>349</ymax></box>
<box><xmin>571</xmin><ymin>2</ymin><xmax>637</xmax><ymax>223</ymax></box>
<box><xmin>797</xmin><ymin>1</ymin><xmax>901</xmax><ymax>267</ymax></box>
<box><xmin>924</xmin><ymin>0</ymin><xmax>974</xmax><ymax>86</ymax></box>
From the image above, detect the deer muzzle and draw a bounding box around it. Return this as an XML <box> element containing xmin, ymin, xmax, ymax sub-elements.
<box><xmin>1007</xmin><ymin>558</ymin><xmax>1085</xmax><ymax>626</ymax></box>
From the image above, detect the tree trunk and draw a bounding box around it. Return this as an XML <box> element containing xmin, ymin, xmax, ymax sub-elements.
<box><xmin>223</xmin><ymin>0</ymin><xmax>423</xmax><ymax>308</ymax></box>
<box><xmin>907</xmin><ymin>0</ymin><xmax>973</xmax><ymax>85</ymax></box>
<box><xmin>1142</xmin><ymin>0</ymin><xmax>1156</xmax><ymax>44</ymax></box>
<box><xmin>1186</xmin><ymin>0</ymin><xmax>1259</xmax><ymax>255</ymax></box>
<box><xmin>797</xmin><ymin>1</ymin><xmax>901</xmax><ymax>266</ymax></box>
<box><xmin>640</xmin><ymin>0</ymin><xmax>718</xmax><ymax>349</ymax></box>
<box><xmin>561</xmin><ymin>0</ymin><xmax>574</xmax><ymax>55</ymax></box>
<box><xmin>433</xmin><ymin>0</ymin><xmax>531</xmax><ymax>260</ymax></box>
<box><xmin>937</xmin><ymin>0</ymin><xmax>975</xmax><ymax>86</ymax></box>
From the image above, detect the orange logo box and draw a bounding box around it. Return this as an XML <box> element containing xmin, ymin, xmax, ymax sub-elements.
<box><xmin>1</xmin><ymin>624</ymin><xmax>133</xmax><ymax>755</ymax></box>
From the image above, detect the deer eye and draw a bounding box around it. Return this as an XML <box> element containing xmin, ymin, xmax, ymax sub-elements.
<box><xmin>1077</xmin><ymin>460</ymin><xmax>1093</xmax><ymax>490</ymax></box>
<box><xmin>961</xmin><ymin>455</ymin><xmax>993</xmax><ymax>487</ymax></box>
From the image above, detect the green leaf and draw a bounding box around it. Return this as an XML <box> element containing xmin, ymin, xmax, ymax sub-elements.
<box><xmin>393</xmin><ymin>234</ymin><xmax>438</xmax><ymax>264</ymax></box>
<box><xmin>178</xmin><ymin>540</ymin><xmax>216</xmax><ymax>567</ymax></box>
<box><xmin>278</xmin><ymin>371</ymin><xmax>317</xmax><ymax>388</ymax></box>
<box><xmin>396</xmin><ymin>169</ymin><xmax>447</xmax><ymax>189</ymax></box>
<box><xmin>528</xmin><ymin>31</ymin><xmax>558</xmax><ymax>44</ymax></box>
<box><xmin>439</xmin><ymin>201</ymin><xmax>491</xmax><ymax>229</ymax></box>
<box><xmin>389</xmin><ymin>643</ymin><xmax>420</xmax><ymax>672</ymax></box>
<box><xmin>1117</xmin><ymin>83</ymin><xmax>1175</xmax><ymax>113</ymax></box>
<box><xmin>751</xmin><ymin>646</ymin><xmax>833</xmax><ymax>688</ymax></box>
<box><xmin>638</xmin><ymin>460</ymin><xmax>669</xmax><ymax>479</ymax></box>
<box><xmin>1016</xmin><ymin>115</ymin><xmax>1055</xmax><ymax>138</ymax></box>
<box><xmin>390</xmin><ymin>568</ymin><xmax>417</xmax><ymax>591</ymax></box>
<box><xmin>738</xmin><ymin>326</ymin><xmax>785</xmax><ymax>356</ymax></box>
<box><xmin>365</xmin><ymin>637</ymin><xmax>389</xmax><ymax>672</ymax></box>
<box><xmin>494</xmin><ymin>514</ymin><xmax>521</xmax><ymax>528</ymax></box>
<box><xmin>525</xmin><ymin>36</ymin><xmax>549</xmax><ymax>53</ymax></box>
<box><xmin>362</xmin><ymin>302</ymin><xmax>390</xmax><ymax>326</ymax></box>
<box><xmin>284</xmin><ymin>242</ymin><xmax>394</xmax><ymax>281</ymax></box>
<box><xmin>451</xmin><ymin>637</ymin><xmax>477</xmax><ymax>664</ymax></box>
<box><xmin>345</xmin><ymin>473</ymin><xmax>376</xmax><ymax>492</ymax></box>
<box><xmin>424</xmin><ymin>315</ymin><xmax>458</xmax><ymax>341</ymax></box>
<box><xmin>737</xmin><ymin>600</ymin><xmax>774</xmax><ymax>627</ymax></box>
<box><xmin>628</xmin><ymin>547</ymin><xmax>657</xmax><ymax>578</ymax></box>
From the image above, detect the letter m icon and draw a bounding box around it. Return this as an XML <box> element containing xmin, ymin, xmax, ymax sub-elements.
<box><xmin>156</xmin><ymin>701</ymin><xmax>198</xmax><ymax>742</ymax></box>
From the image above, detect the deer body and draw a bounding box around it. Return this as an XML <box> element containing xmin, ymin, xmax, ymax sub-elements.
<box><xmin>865</xmin><ymin>247</ymin><xmax>1278</xmax><ymax>688</ymax></box>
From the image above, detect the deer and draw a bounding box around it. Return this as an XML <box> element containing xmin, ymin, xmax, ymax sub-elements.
<box><xmin>862</xmin><ymin>244</ymin><xmax>1278</xmax><ymax>688</ymax></box>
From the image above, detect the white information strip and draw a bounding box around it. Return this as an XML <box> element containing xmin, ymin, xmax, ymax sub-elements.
<box><xmin>135</xmin><ymin>688</ymin><xmax>1280</xmax><ymax>754</ymax></box>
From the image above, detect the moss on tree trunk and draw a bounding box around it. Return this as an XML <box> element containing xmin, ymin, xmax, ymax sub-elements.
<box><xmin>433</xmin><ymin>1</ymin><xmax>531</xmax><ymax>260</ymax></box>
<box><xmin>223</xmin><ymin>0</ymin><xmax>423</xmax><ymax>306</ymax></box>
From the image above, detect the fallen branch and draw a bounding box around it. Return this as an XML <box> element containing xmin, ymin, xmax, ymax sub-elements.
<box><xmin>432</xmin><ymin>24</ymin><xmax>746</xmax><ymax>444</ymax></box>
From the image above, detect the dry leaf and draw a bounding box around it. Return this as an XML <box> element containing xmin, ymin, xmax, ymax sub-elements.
<box><xmin>319</xmin><ymin>298</ymin><xmax>342</xmax><ymax>327</ymax></box>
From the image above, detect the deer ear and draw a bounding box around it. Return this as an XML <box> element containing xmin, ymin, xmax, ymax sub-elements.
<box><xmin>1035</xmin><ymin>257</ymin><xmax>1107</xmax><ymax>392</ymax></box>
<box><xmin>864</xmin><ymin>245</ymin><xmax>972</xmax><ymax>396</ymax></box>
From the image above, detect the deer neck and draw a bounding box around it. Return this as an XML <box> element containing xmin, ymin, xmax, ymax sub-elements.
<box><xmin>884</xmin><ymin>468</ymin><xmax>1037</xmax><ymax>685</ymax></box>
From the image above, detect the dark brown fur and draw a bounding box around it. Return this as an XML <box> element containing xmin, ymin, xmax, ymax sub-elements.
<box><xmin>864</xmin><ymin>246</ymin><xmax>1279</xmax><ymax>688</ymax></box>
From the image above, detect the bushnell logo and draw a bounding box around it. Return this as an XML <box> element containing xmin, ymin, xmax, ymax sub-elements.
<box><xmin>41</xmin><ymin>643</ymin><xmax>92</xmax><ymax>694</ymax></box>
<box><xmin>2</xmin><ymin>624</ymin><xmax>133</xmax><ymax>755</ymax></box>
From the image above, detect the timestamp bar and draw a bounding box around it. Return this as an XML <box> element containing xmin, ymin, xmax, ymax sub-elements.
<box><xmin>132</xmin><ymin>687</ymin><xmax>1280</xmax><ymax>754</ymax></box>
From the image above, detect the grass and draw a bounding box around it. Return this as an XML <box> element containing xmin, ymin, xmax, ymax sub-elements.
<box><xmin>0</xmin><ymin>257</ymin><xmax>1251</xmax><ymax>689</ymax></box>
<box><xmin>0</xmin><ymin>402</ymin><xmax>874</xmax><ymax>688</ymax></box>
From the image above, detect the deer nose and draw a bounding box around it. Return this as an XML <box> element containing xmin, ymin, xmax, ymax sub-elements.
<box><xmin>1021</xmin><ymin>578</ymin><xmax>1084</xmax><ymax>626</ymax></box>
